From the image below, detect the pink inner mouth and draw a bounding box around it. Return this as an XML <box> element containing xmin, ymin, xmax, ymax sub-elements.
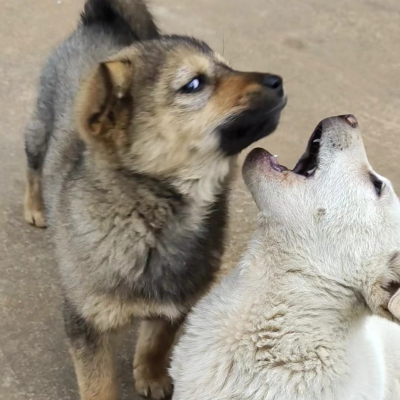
<box><xmin>246</xmin><ymin>148</ymin><xmax>288</xmax><ymax>172</ymax></box>
<box><xmin>245</xmin><ymin>115</ymin><xmax>360</xmax><ymax>178</ymax></box>
<box><xmin>246</xmin><ymin>121</ymin><xmax>323</xmax><ymax>177</ymax></box>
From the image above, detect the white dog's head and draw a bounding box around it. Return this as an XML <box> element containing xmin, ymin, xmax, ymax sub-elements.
<box><xmin>243</xmin><ymin>115</ymin><xmax>400</xmax><ymax>320</ymax></box>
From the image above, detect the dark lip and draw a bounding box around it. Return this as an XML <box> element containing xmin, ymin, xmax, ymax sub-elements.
<box><xmin>218</xmin><ymin>98</ymin><xmax>287</xmax><ymax>156</ymax></box>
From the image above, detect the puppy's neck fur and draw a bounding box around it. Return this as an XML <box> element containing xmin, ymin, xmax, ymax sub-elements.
<box><xmin>171</xmin><ymin>155</ymin><xmax>235</xmax><ymax>217</ymax></box>
<box><xmin>84</xmin><ymin>148</ymin><xmax>234</xmax><ymax>229</ymax></box>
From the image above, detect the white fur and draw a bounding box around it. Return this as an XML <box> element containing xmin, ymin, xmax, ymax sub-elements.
<box><xmin>171</xmin><ymin>117</ymin><xmax>400</xmax><ymax>400</ymax></box>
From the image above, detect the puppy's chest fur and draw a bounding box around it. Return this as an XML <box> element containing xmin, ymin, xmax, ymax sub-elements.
<box><xmin>55</xmin><ymin>159</ymin><xmax>228</xmax><ymax>314</ymax></box>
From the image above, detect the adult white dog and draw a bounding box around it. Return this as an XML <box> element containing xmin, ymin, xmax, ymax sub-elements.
<box><xmin>171</xmin><ymin>115</ymin><xmax>400</xmax><ymax>400</ymax></box>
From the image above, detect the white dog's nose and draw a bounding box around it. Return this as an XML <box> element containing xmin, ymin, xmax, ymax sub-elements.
<box><xmin>338</xmin><ymin>114</ymin><xmax>358</xmax><ymax>129</ymax></box>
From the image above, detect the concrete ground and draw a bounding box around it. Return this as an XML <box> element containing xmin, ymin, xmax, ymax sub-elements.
<box><xmin>1</xmin><ymin>0</ymin><xmax>400</xmax><ymax>398</ymax></box>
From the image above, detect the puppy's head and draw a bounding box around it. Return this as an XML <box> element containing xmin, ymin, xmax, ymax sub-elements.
<box><xmin>76</xmin><ymin>36</ymin><xmax>286</xmax><ymax>181</ymax></box>
<box><xmin>243</xmin><ymin>115</ymin><xmax>400</xmax><ymax>321</ymax></box>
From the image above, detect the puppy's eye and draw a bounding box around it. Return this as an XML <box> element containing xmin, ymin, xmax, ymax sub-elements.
<box><xmin>370</xmin><ymin>173</ymin><xmax>384</xmax><ymax>196</ymax></box>
<box><xmin>180</xmin><ymin>75</ymin><xmax>206</xmax><ymax>94</ymax></box>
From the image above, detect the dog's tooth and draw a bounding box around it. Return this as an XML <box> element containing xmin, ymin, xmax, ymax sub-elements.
<box><xmin>307</xmin><ymin>167</ymin><xmax>317</xmax><ymax>175</ymax></box>
<box><xmin>313</xmin><ymin>139</ymin><xmax>321</xmax><ymax>143</ymax></box>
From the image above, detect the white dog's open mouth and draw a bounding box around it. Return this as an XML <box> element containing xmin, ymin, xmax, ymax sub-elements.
<box><xmin>244</xmin><ymin>114</ymin><xmax>358</xmax><ymax>178</ymax></box>
<box><xmin>244</xmin><ymin>121</ymin><xmax>323</xmax><ymax>178</ymax></box>
<box><xmin>292</xmin><ymin>122</ymin><xmax>323</xmax><ymax>177</ymax></box>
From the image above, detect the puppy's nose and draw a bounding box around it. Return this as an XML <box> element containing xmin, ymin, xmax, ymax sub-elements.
<box><xmin>262</xmin><ymin>74</ymin><xmax>283</xmax><ymax>93</ymax></box>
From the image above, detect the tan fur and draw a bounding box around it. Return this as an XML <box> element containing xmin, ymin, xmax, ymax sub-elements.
<box><xmin>71</xmin><ymin>334</ymin><xmax>118</xmax><ymax>400</ymax></box>
<box><xmin>24</xmin><ymin>168</ymin><xmax>46</xmax><ymax>228</ymax></box>
<box><xmin>82</xmin><ymin>294</ymin><xmax>187</xmax><ymax>332</ymax></box>
<box><xmin>134</xmin><ymin>320</ymin><xmax>180</xmax><ymax>399</ymax></box>
<box><xmin>213</xmin><ymin>75</ymin><xmax>263</xmax><ymax>111</ymax></box>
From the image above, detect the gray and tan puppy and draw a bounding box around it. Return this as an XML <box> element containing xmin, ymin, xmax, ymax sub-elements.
<box><xmin>23</xmin><ymin>0</ymin><xmax>286</xmax><ymax>399</ymax></box>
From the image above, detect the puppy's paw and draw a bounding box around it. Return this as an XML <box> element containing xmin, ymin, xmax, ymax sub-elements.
<box><xmin>24</xmin><ymin>206</ymin><xmax>46</xmax><ymax>228</ymax></box>
<box><xmin>134</xmin><ymin>364</ymin><xmax>172</xmax><ymax>399</ymax></box>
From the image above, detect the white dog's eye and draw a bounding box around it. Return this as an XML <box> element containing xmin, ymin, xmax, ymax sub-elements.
<box><xmin>370</xmin><ymin>174</ymin><xmax>384</xmax><ymax>196</ymax></box>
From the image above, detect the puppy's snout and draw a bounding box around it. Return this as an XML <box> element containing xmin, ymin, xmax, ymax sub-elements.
<box><xmin>243</xmin><ymin>72</ymin><xmax>284</xmax><ymax>98</ymax></box>
<box><xmin>339</xmin><ymin>114</ymin><xmax>358</xmax><ymax>128</ymax></box>
<box><xmin>262</xmin><ymin>74</ymin><xmax>283</xmax><ymax>95</ymax></box>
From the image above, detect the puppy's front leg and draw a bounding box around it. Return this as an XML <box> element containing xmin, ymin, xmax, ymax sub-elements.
<box><xmin>134</xmin><ymin>319</ymin><xmax>181</xmax><ymax>399</ymax></box>
<box><xmin>71</xmin><ymin>335</ymin><xmax>117</xmax><ymax>400</ymax></box>
<box><xmin>24</xmin><ymin>167</ymin><xmax>46</xmax><ymax>228</ymax></box>
<box><xmin>64</xmin><ymin>301</ymin><xmax>117</xmax><ymax>400</ymax></box>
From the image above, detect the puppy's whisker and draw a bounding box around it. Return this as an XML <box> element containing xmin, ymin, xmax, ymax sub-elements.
<box><xmin>227</xmin><ymin>54</ymin><xmax>245</xmax><ymax>65</ymax></box>
<box><xmin>263</xmin><ymin>102</ymin><xmax>286</xmax><ymax>117</ymax></box>
<box><xmin>221</xmin><ymin>29</ymin><xmax>235</xmax><ymax>57</ymax></box>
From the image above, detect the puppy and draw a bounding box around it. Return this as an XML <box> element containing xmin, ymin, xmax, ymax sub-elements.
<box><xmin>171</xmin><ymin>115</ymin><xmax>400</xmax><ymax>400</ymax></box>
<box><xmin>23</xmin><ymin>0</ymin><xmax>286</xmax><ymax>399</ymax></box>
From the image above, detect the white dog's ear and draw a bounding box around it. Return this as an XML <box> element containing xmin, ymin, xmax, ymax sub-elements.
<box><xmin>364</xmin><ymin>253</ymin><xmax>400</xmax><ymax>321</ymax></box>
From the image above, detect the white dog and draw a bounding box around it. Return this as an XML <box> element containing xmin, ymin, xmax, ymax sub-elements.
<box><xmin>171</xmin><ymin>115</ymin><xmax>400</xmax><ymax>400</ymax></box>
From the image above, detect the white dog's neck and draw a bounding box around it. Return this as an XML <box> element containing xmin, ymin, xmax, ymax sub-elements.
<box><xmin>238</xmin><ymin>228</ymin><xmax>371</xmax><ymax>381</ymax></box>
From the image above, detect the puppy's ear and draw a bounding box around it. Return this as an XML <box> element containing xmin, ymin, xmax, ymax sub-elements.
<box><xmin>364</xmin><ymin>253</ymin><xmax>400</xmax><ymax>321</ymax></box>
<box><xmin>76</xmin><ymin>59</ymin><xmax>133</xmax><ymax>148</ymax></box>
